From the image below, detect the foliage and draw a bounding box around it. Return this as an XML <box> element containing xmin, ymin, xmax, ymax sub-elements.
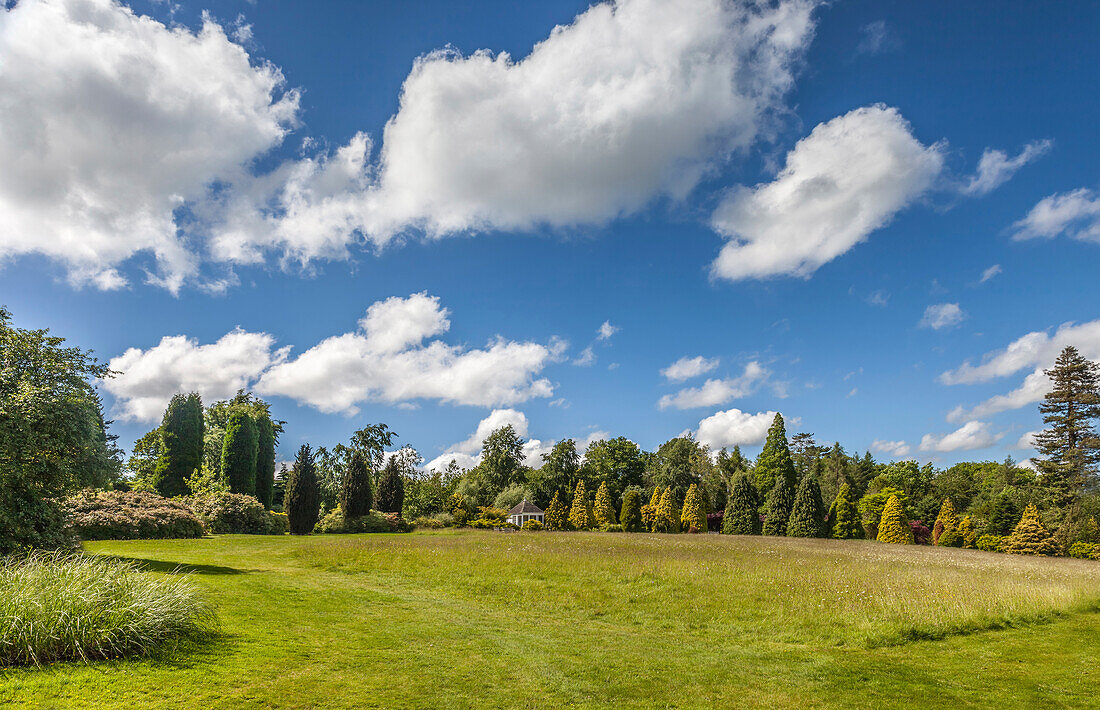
<box><xmin>989</xmin><ymin>489</ymin><xmax>1021</xmax><ymax>537</ymax></box>
<box><xmin>0</xmin><ymin>552</ymin><xmax>216</xmax><ymax>667</ymax></box>
<box><xmin>154</xmin><ymin>393</ymin><xmax>204</xmax><ymax>498</ymax></box>
<box><xmin>593</xmin><ymin>481</ymin><xmax>617</xmax><ymax>527</ymax></box>
<box><xmin>641</xmin><ymin>487</ymin><xmax>661</xmax><ymax>531</ymax></box>
<box><xmin>581</xmin><ymin>437</ymin><xmax>646</xmax><ymax>510</ymax></box>
<box><xmin>493</xmin><ymin>483</ymin><xmax>530</xmax><ymax>512</ymax></box>
<box><xmin>1003</xmin><ymin>504</ymin><xmax>1058</xmax><ymax>556</ymax></box>
<box><xmin>447</xmin><ymin>492</ymin><xmax>470</xmax><ymax>527</ymax></box>
<box><xmin>762</xmin><ymin>474</ymin><xmax>794</xmax><ymax>537</ymax></box>
<box><xmin>268</xmin><ymin>512</ymin><xmax>289</xmax><ymax>534</ymax></box>
<box><xmin>1068</xmin><ymin>542</ymin><xmax>1098</xmax><ymax>560</ymax></box>
<box><xmin>221</xmin><ymin>410</ymin><xmax>258</xmax><ymax>496</ymax></box>
<box><xmin>787</xmin><ymin>475</ymin><xmax>825</xmax><ymax>538</ymax></box>
<box><xmin>315</xmin><ymin>507</ymin><xmax>410</xmax><ymax>534</ymax></box>
<box><xmin>654</xmin><ymin>487</ymin><xmax>680</xmax><ymax>533</ymax></box>
<box><xmin>254</xmin><ymin>414</ymin><xmax>276</xmax><ymax>509</ymax></box>
<box><xmin>187</xmin><ymin>492</ymin><xmax>281</xmax><ymax>535</ymax></box>
<box><xmin>404</xmin><ymin>462</ymin><xmax>461</xmax><ymax>519</ymax></box>
<box><xmin>976</xmin><ymin>534</ymin><xmax>1004</xmax><ymax>553</ymax></box>
<box><xmin>63</xmin><ymin>490</ymin><xmax>204</xmax><ymax>540</ymax></box>
<box><xmin>957</xmin><ymin>516</ymin><xmax>977</xmax><ymax>549</ymax></box>
<box><xmin>909</xmin><ymin>520</ymin><xmax>932</xmax><ymax>546</ymax></box>
<box><xmin>680</xmin><ymin>483</ymin><xmax>706</xmax><ymax>532</ymax></box>
<box><xmin>376</xmin><ymin>458</ymin><xmax>406</xmax><ymax>513</ymax></box>
<box><xmin>529</xmin><ymin>438</ymin><xmax>581</xmax><ymax>508</ymax></box>
<box><xmin>877</xmin><ymin>495</ymin><xmax>913</xmax><ymax>544</ymax></box>
<box><xmin>858</xmin><ymin>487</ymin><xmax>907</xmax><ymax>540</ymax></box>
<box><xmin>754</xmin><ymin>414</ymin><xmax>797</xmax><ymax>496</ymax></box>
<box><xmin>647</xmin><ymin>436</ymin><xmax>712</xmax><ymax>503</ymax></box>
<box><xmin>475</xmin><ymin>425</ymin><xmax>529</xmax><ymax>495</ymax></box>
<box><xmin>522</xmin><ymin>519</ymin><xmax>544</xmax><ymax>531</ymax></box>
<box><xmin>828</xmin><ymin>483</ymin><xmax>863</xmax><ymax>540</ymax></box>
<box><xmin>184</xmin><ymin>462</ymin><xmax>230</xmax><ymax>498</ymax></box>
<box><xmin>544</xmin><ymin>491</ymin><xmax>569</xmax><ymax>531</ymax></box>
<box><xmin>340</xmin><ymin>452</ymin><xmax>373</xmax><ymax>518</ymax></box>
<box><xmin>125</xmin><ymin>429</ymin><xmax>163</xmax><ymax>492</ymax></box>
<box><xmin>569</xmin><ymin>480</ymin><xmax>592</xmax><ymax>530</ymax></box>
<box><xmin>934</xmin><ymin>498</ymin><xmax>961</xmax><ymax>547</ymax></box>
<box><xmin>201</xmin><ymin>391</ymin><xmax>284</xmax><ymax>480</ymax></box>
<box><xmin>412</xmin><ymin>516</ymin><xmax>446</xmax><ymax>529</ymax></box>
<box><xmin>619</xmin><ymin>489</ymin><xmax>643</xmax><ymax>532</ymax></box>
<box><xmin>272</xmin><ymin>464</ymin><xmax>289</xmax><ymax>512</ymax></box>
<box><xmin>0</xmin><ymin>307</ymin><xmax>121</xmax><ymax>553</ymax></box>
<box><xmin>1034</xmin><ymin>346</ymin><xmax>1100</xmax><ymax>509</ymax></box>
<box><xmin>285</xmin><ymin>445</ymin><xmax>320</xmax><ymax>535</ymax></box>
<box><xmin>723</xmin><ymin>474</ymin><xmax>761</xmax><ymax>535</ymax></box>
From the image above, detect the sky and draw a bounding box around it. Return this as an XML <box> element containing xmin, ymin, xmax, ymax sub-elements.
<box><xmin>2</xmin><ymin>0</ymin><xmax>1099</xmax><ymax>471</ymax></box>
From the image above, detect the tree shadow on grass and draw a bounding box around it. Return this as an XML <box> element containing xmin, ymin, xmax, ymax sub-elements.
<box><xmin>104</xmin><ymin>555</ymin><xmax>248</xmax><ymax>576</ymax></box>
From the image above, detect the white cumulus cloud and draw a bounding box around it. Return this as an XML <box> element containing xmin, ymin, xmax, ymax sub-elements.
<box><xmin>661</xmin><ymin>355</ymin><xmax>721</xmax><ymax>382</ymax></box>
<box><xmin>710</xmin><ymin>104</ymin><xmax>944</xmax><ymax>280</ymax></box>
<box><xmin>920</xmin><ymin>303</ymin><xmax>966</xmax><ymax>330</ymax></box>
<box><xmin>658</xmin><ymin>361</ymin><xmax>769</xmax><ymax>409</ymax></box>
<box><xmin>1011</xmin><ymin>187</ymin><xmax>1100</xmax><ymax>242</ymax></box>
<box><xmin>871</xmin><ymin>439</ymin><xmax>910</xmax><ymax>457</ymax></box>
<box><xmin>695</xmin><ymin>408</ymin><xmax>777</xmax><ymax>450</ymax></box>
<box><xmin>940</xmin><ymin>319</ymin><xmax>1100</xmax><ymax>385</ymax></box>
<box><xmin>919</xmin><ymin>420</ymin><xmax>999</xmax><ymax>453</ymax></box>
<box><xmin>962</xmin><ymin>140</ymin><xmax>1051</xmax><ymax>196</ymax></box>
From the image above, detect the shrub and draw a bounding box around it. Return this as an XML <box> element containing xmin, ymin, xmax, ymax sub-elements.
<box><xmin>413</xmin><ymin>516</ymin><xmax>445</xmax><ymax>529</ymax></box>
<box><xmin>432</xmin><ymin>512</ymin><xmax>455</xmax><ymax>527</ymax></box>
<box><xmin>569</xmin><ymin>481</ymin><xmax>591</xmax><ymax>531</ymax></box>
<box><xmin>619</xmin><ymin>489</ymin><xmax>643</xmax><ymax>532</ymax></box>
<box><xmin>787</xmin><ymin>475</ymin><xmax>824</xmax><ymax>538</ymax></box>
<box><xmin>977</xmin><ymin>534</ymin><xmax>1004</xmax><ymax>553</ymax></box>
<box><xmin>680</xmin><ymin>484</ymin><xmax>706</xmax><ymax>533</ymax></box>
<box><xmin>602</xmin><ymin>523</ymin><xmax>623</xmax><ymax>533</ymax></box>
<box><xmin>447</xmin><ymin>492</ymin><xmax>470</xmax><ymax>526</ymax></box>
<box><xmin>762</xmin><ymin>475</ymin><xmax>794</xmax><ymax>537</ymax></box>
<box><xmin>285</xmin><ymin>445</ymin><xmax>320</xmax><ymax>535</ymax></box>
<box><xmin>221</xmin><ymin>410</ymin><xmax>257</xmax><ymax>496</ymax></box>
<box><xmin>934</xmin><ymin>498</ymin><xmax>961</xmax><ymax>547</ymax></box>
<box><xmin>654</xmin><ymin>488</ymin><xmax>680</xmax><ymax>533</ymax></box>
<box><xmin>315</xmin><ymin>507</ymin><xmax>411</xmax><ymax>534</ymax></box>
<box><xmin>522</xmin><ymin>519</ymin><xmax>544</xmax><ymax>531</ymax></box>
<box><xmin>723</xmin><ymin>474</ymin><xmax>761</xmax><ymax>535</ymax></box>
<box><xmin>1003</xmin><ymin>504</ymin><xmax>1058</xmax><ymax>556</ymax></box>
<box><xmin>544</xmin><ymin>492</ymin><xmax>569</xmax><ymax>530</ymax></box>
<box><xmin>828</xmin><ymin>483</ymin><xmax>862</xmax><ymax>540</ymax></box>
<box><xmin>63</xmin><ymin>490</ymin><xmax>203</xmax><ymax>541</ymax></box>
<box><xmin>340</xmin><ymin>452</ymin><xmax>373</xmax><ymax>518</ymax></box>
<box><xmin>909</xmin><ymin>520</ymin><xmax>932</xmax><ymax>546</ymax></box>
<box><xmin>877</xmin><ymin>495</ymin><xmax>913</xmax><ymax>544</ymax></box>
<box><xmin>187</xmin><ymin>492</ymin><xmax>272</xmax><ymax>534</ymax></box>
<box><xmin>477</xmin><ymin>506</ymin><xmax>509</xmax><ymax>526</ymax></box>
<box><xmin>1068</xmin><ymin>542</ymin><xmax>1098</xmax><ymax>560</ymax></box>
<box><xmin>594</xmin><ymin>481</ymin><xmax>617</xmax><ymax>528</ymax></box>
<box><xmin>706</xmin><ymin>512</ymin><xmax>723</xmax><ymax>532</ymax></box>
<box><xmin>267</xmin><ymin>511</ymin><xmax>289</xmax><ymax>535</ymax></box>
<box><xmin>0</xmin><ymin>552</ymin><xmax>216</xmax><ymax>666</ymax></box>
<box><xmin>958</xmin><ymin>515</ymin><xmax>977</xmax><ymax>549</ymax></box>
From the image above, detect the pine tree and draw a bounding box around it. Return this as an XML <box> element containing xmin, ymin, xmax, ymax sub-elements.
<box><xmin>762</xmin><ymin>474</ymin><xmax>794</xmax><ymax>536</ymax></box>
<box><xmin>569</xmin><ymin>480</ymin><xmax>590</xmax><ymax>530</ymax></box>
<box><xmin>545</xmin><ymin>491</ymin><xmax>569</xmax><ymax>530</ymax></box>
<box><xmin>1003</xmin><ymin>504</ymin><xmax>1058</xmax><ymax>556</ymax></box>
<box><xmin>273</xmin><ymin>463</ymin><xmax>289</xmax><ymax>509</ymax></box>
<box><xmin>787</xmin><ymin>474</ymin><xmax>824</xmax><ymax>538</ymax></box>
<box><xmin>285</xmin><ymin>444</ymin><xmax>320</xmax><ymax>535</ymax></box>
<box><xmin>376</xmin><ymin>458</ymin><xmax>405</xmax><ymax>513</ymax></box>
<box><xmin>155</xmin><ymin>392</ymin><xmax>204</xmax><ymax>497</ymax></box>
<box><xmin>1034</xmin><ymin>346</ymin><xmax>1100</xmax><ymax>509</ymax></box>
<box><xmin>933</xmin><ymin>498</ymin><xmax>961</xmax><ymax>547</ymax></box>
<box><xmin>655</xmin><ymin>487</ymin><xmax>680</xmax><ymax>533</ymax></box>
<box><xmin>680</xmin><ymin>483</ymin><xmax>706</xmax><ymax>532</ymax></box>
<box><xmin>989</xmin><ymin>489</ymin><xmax>1020</xmax><ymax>536</ymax></box>
<box><xmin>723</xmin><ymin>474</ymin><xmax>761</xmax><ymax>535</ymax></box>
<box><xmin>221</xmin><ymin>410</ymin><xmax>258</xmax><ymax>496</ymax></box>
<box><xmin>594</xmin><ymin>481</ymin><xmax>617</xmax><ymax>527</ymax></box>
<box><xmin>957</xmin><ymin>515</ymin><xmax>976</xmax><ymax>549</ymax></box>
<box><xmin>620</xmin><ymin>489</ymin><xmax>643</xmax><ymax>532</ymax></box>
<box><xmin>254</xmin><ymin>413</ymin><xmax>276</xmax><ymax>509</ymax></box>
<box><xmin>754</xmin><ymin>413</ymin><xmax>797</xmax><ymax>497</ymax></box>
<box><xmin>340</xmin><ymin>451</ymin><xmax>373</xmax><ymax>517</ymax></box>
<box><xmin>877</xmin><ymin>494</ymin><xmax>913</xmax><ymax>544</ymax></box>
<box><xmin>642</xmin><ymin>487</ymin><xmax>662</xmax><ymax>532</ymax></box>
<box><xmin>828</xmin><ymin>483</ymin><xmax>862</xmax><ymax>540</ymax></box>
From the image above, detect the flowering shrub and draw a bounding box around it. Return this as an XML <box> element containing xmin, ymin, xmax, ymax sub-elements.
<box><xmin>186</xmin><ymin>493</ymin><xmax>272</xmax><ymax>534</ymax></box>
<box><xmin>63</xmin><ymin>490</ymin><xmax>203</xmax><ymax>541</ymax></box>
<box><xmin>909</xmin><ymin>520</ymin><xmax>932</xmax><ymax>545</ymax></box>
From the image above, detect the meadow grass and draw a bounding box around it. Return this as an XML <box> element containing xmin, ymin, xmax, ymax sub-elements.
<box><xmin>0</xmin><ymin>552</ymin><xmax>216</xmax><ymax>666</ymax></box>
<box><xmin>2</xmin><ymin>530</ymin><xmax>1099</xmax><ymax>709</ymax></box>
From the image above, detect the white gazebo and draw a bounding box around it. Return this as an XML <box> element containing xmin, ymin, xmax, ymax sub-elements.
<box><xmin>506</xmin><ymin>500</ymin><xmax>545</xmax><ymax>527</ymax></box>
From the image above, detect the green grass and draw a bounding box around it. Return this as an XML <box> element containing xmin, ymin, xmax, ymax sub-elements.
<box><xmin>3</xmin><ymin>530</ymin><xmax>1100</xmax><ymax>708</ymax></box>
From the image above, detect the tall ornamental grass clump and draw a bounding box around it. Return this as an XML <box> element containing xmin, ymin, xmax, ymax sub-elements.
<box><xmin>0</xmin><ymin>552</ymin><xmax>216</xmax><ymax>667</ymax></box>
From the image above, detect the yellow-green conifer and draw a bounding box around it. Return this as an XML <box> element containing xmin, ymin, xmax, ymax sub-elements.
<box><xmin>594</xmin><ymin>481</ymin><xmax>617</xmax><ymax>527</ymax></box>
<box><xmin>655</xmin><ymin>487</ymin><xmax>680</xmax><ymax>533</ymax></box>
<box><xmin>1003</xmin><ymin>504</ymin><xmax>1058</xmax><ymax>556</ymax></box>
<box><xmin>877</xmin><ymin>494</ymin><xmax>913</xmax><ymax>544</ymax></box>
<box><xmin>568</xmin><ymin>480</ymin><xmax>590</xmax><ymax>531</ymax></box>
<box><xmin>957</xmin><ymin>515</ymin><xmax>976</xmax><ymax>549</ymax></box>
<box><xmin>680</xmin><ymin>483</ymin><xmax>706</xmax><ymax>532</ymax></box>
<box><xmin>933</xmin><ymin>498</ymin><xmax>961</xmax><ymax>546</ymax></box>
<box><xmin>544</xmin><ymin>491</ymin><xmax>569</xmax><ymax>530</ymax></box>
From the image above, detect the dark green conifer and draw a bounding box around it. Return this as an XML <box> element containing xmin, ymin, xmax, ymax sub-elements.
<box><xmin>340</xmin><ymin>451</ymin><xmax>373</xmax><ymax>517</ymax></box>
<box><xmin>754</xmin><ymin>413</ymin><xmax>797</xmax><ymax>497</ymax></box>
<box><xmin>762</xmin><ymin>474</ymin><xmax>794</xmax><ymax>536</ymax></box>
<box><xmin>221</xmin><ymin>410</ymin><xmax>258</xmax><ymax>496</ymax></box>
<box><xmin>254</xmin><ymin>413</ymin><xmax>276</xmax><ymax>509</ymax></box>
<box><xmin>155</xmin><ymin>392</ymin><xmax>204</xmax><ymax>497</ymax></box>
<box><xmin>787</xmin><ymin>474</ymin><xmax>825</xmax><ymax>537</ymax></box>
<box><xmin>722</xmin><ymin>473</ymin><xmax>760</xmax><ymax>535</ymax></box>
<box><xmin>828</xmin><ymin>483</ymin><xmax>863</xmax><ymax>539</ymax></box>
<box><xmin>376</xmin><ymin>457</ymin><xmax>405</xmax><ymax>513</ymax></box>
<box><xmin>620</xmin><ymin>489</ymin><xmax>643</xmax><ymax>532</ymax></box>
<box><xmin>285</xmin><ymin>444</ymin><xmax>320</xmax><ymax>534</ymax></box>
<box><xmin>989</xmin><ymin>489</ymin><xmax>1020</xmax><ymax>536</ymax></box>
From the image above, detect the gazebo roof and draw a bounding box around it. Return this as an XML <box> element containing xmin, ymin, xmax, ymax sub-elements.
<box><xmin>507</xmin><ymin>500</ymin><xmax>544</xmax><ymax>515</ymax></box>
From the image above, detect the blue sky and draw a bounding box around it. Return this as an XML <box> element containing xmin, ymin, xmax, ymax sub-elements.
<box><xmin>2</xmin><ymin>0</ymin><xmax>1099</xmax><ymax>470</ymax></box>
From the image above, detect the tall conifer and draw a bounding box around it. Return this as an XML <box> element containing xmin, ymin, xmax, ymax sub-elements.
<box><xmin>723</xmin><ymin>474</ymin><xmax>761</xmax><ymax>535</ymax></box>
<box><xmin>285</xmin><ymin>444</ymin><xmax>320</xmax><ymax>534</ymax></box>
<box><xmin>1034</xmin><ymin>346</ymin><xmax>1100</xmax><ymax>509</ymax></box>
<box><xmin>221</xmin><ymin>410</ymin><xmax>258</xmax><ymax>496</ymax></box>
<box><xmin>155</xmin><ymin>392</ymin><xmax>204</xmax><ymax>497</ymax></box>
<box><xmin>787</xmin><ymin>474</ymin><xmax>825</xmax><ymax>537</ymax></box>
<box><xmin>762</xmin><ymin>474</ymin><xmax>794</xmax><ymax>536</ymax></box>
<box><xmin>754</xmin><ymin>414</ymin><xmax>797</xmax><ymax>496</ymax></box>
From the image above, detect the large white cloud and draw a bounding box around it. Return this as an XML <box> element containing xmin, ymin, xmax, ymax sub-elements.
<box><xmin>695</xmin><ymin>408</ymin><xmax>777</xmax><ymax>450</ymax></box>
<box><xmin>919</xmin><ymin>420</ymin><xmax>1000</xmax><ymax>453</ymax></box>
<box><xmin>102</xmin><ymin>330</ymin><xmax>285</xmax><ymax>422</ymax></box>
<box><xmin>710</xmin><ymin>105</ymin><xmax>944</xmax><ymax>280</ymax></box>
<box><xmin>658</xmin><ymin>361</ymin><xmax>768</xmax><ymax>409</ymax></box>
<box><xmin>1011</xmin><ymin>187</ymin><xmax>1100</xmax><ymax>242</ymax></box>
<box><xmin>0</xmin><ymin>0</ymin><xmax>298</xmax><ymax>291</ymax></box>
<box><xmin>962</xmin><ymin>140</ymin><xmax>1051</xmax><ymax>197</ymax></box>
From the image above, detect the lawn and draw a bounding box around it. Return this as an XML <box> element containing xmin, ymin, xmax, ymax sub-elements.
<box><xmin>3</xmin><ymin>530</ymin><xmax>1100</xmax><ymax>709</ymax></box>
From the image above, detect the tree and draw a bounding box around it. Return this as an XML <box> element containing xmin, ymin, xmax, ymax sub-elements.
<box><xmin>821</xmin><ymin>443</ymin><xmax>851</xmax><ymax>506</ymax></box>
<box><xmin>593</xmin><ymin>481</ymin><xmax>617</xmax><ymax>527</ymax></box>
<box><xmin>642</xmin><ymin>487</ymin><xmax>662</xmax><ymax>531</ymax></box>
<box><xmin>569</xmin><ymin>480</ymin><xmax>590</xmax><ymax>530</ymax></box>
<box><xmin>531</xmin><ymin>438</ymin><xmax>581</xmax><ymax>506</ymax></box>
<box><xmin>154</xmin><ymin>393</ymin><xmax>204</xmax><ymax>497</ymax></box>
<box><xmin>620</xmin><ymin>489</ymin><xmax>643</xmax><ymax>532</ymax></box>
<box><xmin>755</xmin><ymin>414</ymin><xmax>797</xmax><ymax>496</ymax></box>
<box><xmin>647</xmin><ymin>436</ymin><xmax>711</xmax><ymax>502</ymax></box>
<box><xmin>0</xmin><ymin>307</ymin><xmax>121</xmax><ymax>553</ymax></box>
<box><xmin>479</xmin><ymin>425</ymin><xmax>529</xmax><ymax>494</ymax></box>
<box><xmin>790</xmin><ymin>432</ymin><xmax>825</xmax><ymax>479</ymax></box>
<box><xmin>990</xmin><ymin>488</ymin><xmax>1021</xmax><ymax>536</ymax></box>
<box><xmin>376</xmin><ymin>457</ymin><xmax>405</xmax><ymax>513</ymax></box>
<box><xmin>787</xmin><ymin>475</ymin><xmax>825</xmax><ymax>538</ymax></box>
<box><xmin>581</xmin><ymin>437</ymin><xmax>646</xmax><ymax>509</ymax></box>
<box><xmin>1003</xmin><ymin>504</ymin><xmax>1058</xmax><ymax>556</ymax></box>
<box><xmin>762</xmin><ymin>474</ymin><xmax>794</xmax><ymax>536</ymax></box>
<box><xmin>957</xmin><ymin>515</ymin><xmax>976</xmax><ymax>549</ymax></box>
<box><xmin>285</xmin><ymin>444</ymin><xmax>320</xmax><ymax>534</ymax></box>
<box><xmin>1034</xmin><ymin>346</ymin><xmax>1100</xmax><ymax>509</ymax></box>
<box><xmin>126</xmin><ymin>429</ymin><xmax>163</xmax><ymax>490</ymax></box>
<box><xmin>828</xmin><ymin>483</ymin><xmax>863</xmax><ymax>540</ymax></box>
<box><xmin>544</xmin><ymin>491</ymin><xmax>569</xmax><ymax>530</ymax></box>
<box><xmin>858</xmin><ymin>486</ymin><xmax>907</xmax><ymax>540</ymax></box>
<box><xmin>254</xmin><ymin>414</ymin><xmax>276</xmax><ymax>509</ymax></box>
<box><xmin>933</xmin><ymin>498</ymin><xmax>961</xmax><ymax>547</ymax></box>
<box><xmin>680</xmin><ymin>483</ymin><xmax>706</xmax><ymax>532</ymax></box>
<box><xmin>723</xmin><ymin>474</ymin><xmax>761</xmax><ymax>535</ymax></box>
<box><xmin>221</xmin><ymin>410</ymin><xmax>258</xmax><ymax>496</ymax></box>
<box><xmin>273</xmin><ymin>463</ymin><xmax>290</xmax><ymax>510</ymax></box>
<box><xmin>340</xmin><ymin>451</ymin><xmax>373</xmax><ymax>517</ymax></box>
<box><xmin>201</xmin><ymin>391</ymin><xmax>284</xmax><ymax>478</ymax></box>
<box><xmin>654</xmin><ymin>487</ymin><xmax>680</xmax><ymax>533</ymax></box>
<box><xmin>877</xmin><ymin>495</ymin><xmax>913</xmax><ymax>544</ymax></box>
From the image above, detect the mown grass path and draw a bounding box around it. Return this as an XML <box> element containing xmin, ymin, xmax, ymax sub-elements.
<box><xmin>3</xmin><ymin>531</ymin><xmax>1099</xmax><ymax>709</ymax></box>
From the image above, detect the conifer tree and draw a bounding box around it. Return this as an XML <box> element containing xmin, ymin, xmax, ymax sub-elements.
<box><xmin>957</xmin><ymin>515</ymin><xmax>976</xmax><ymax>549</ymax></box>
<box><xmin>754</xmin><ymin>413</ymin><xmax>797</xmax><ymax>497</ymax></box>
<box><xmin>989</xmin><ymin>489</ymin><xmax>1020</xmax><ymax>536</ymax></box>
<box><xmin>593</xmin><ymin>481</ymin><xmax>617</xmax><ymax>527</ymax></box>
<box><xmin>155</xmin><ymin>392</ymin><xmax>204</xmax><ymax>497</ymax></box>
<box><xmin>221</xmin><ymin>410</ymin><xmax>258</xmax><ymax>496</ymax></box>
<box><xmin>376</xmin><ymin>458</ymin><xmax>405</xmax><ymax>513</ymax></box>
<box><xmin>933</xmin><ymin>498</ymin><xmax>961</xmax><ymax>547</ymax></box>
<box><xmin>340</xmin><ymin>451</ymin><xmax>373</xmax><ymax>517</ymax></box>
<box><xmin>655</xmin><ymin>487</ymin><xmax>680</xmax><ymax>533</ymax></box>
<box><xmin>273</xmin><ymin>463</ymin><xmax>289</xmax><ymax>509</ymax></box>
<box><xmin>254</xmin><ymin>413</ymin><xmax>276</xmax><ymax>509</ymax></box>
<box><xmin>642</xmin><ymin>486</ymin><xmax>662</xmax><ymax>531</ymax></box>
<box><xmin>762</xmin><ymin>474</ymin><xmax>794</xmax><ymax>536</ymax></box>
<box><xmin>285</xmin><ymin>444</ymin><xmax>320</xmax><ymax>535</ymax></box>
<box><xmin>620</xmin><ymin>489</ymin><xmax>643</xmax><ymax>532</ymax></box>
<box><xmin>1034</xmin><ymin>346</ymin><xmax>1100</xmax><ymax>509</ymax></box>
<box><xmin>1003</xmin><ymin>504</ymin><xmax>1058</xmax><ymax>555</ymax></box>
<box><xmin>723</xmin><ymin>474</ymin><xmax>761</xmax><ymax>535</ymax></box>
<box><xmin>877</xmin><ymin>494</ymin><xmax>913</xmax><ymax>544</ymax></box>
<box><xmin>545</xmin><ymin>491</ymin><xmax>569</xmax><ymax>530</ymax></box>
<box><xmin>569</xmin><ymin>480</ymin><xmax>590</xmax><ymax>530</ymax></box>
<box><xmin>828</xmin><ymin>483</ymin><xmax>862</xmax><ymax>540</ymax></box>
<box><xmin>787</xmin><ymin>474</ymin><xmax>825</xmax><ymax>538</ymax></box>
<box><xmin>680</xmin><ymin>483</ymin><xmax>706</xmax><ymax>532</ymax></box>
